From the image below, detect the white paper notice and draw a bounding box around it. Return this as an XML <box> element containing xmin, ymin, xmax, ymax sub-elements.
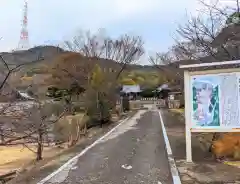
<box><xmin>220</xmin><ymin>73</ymin><xmax>240</xmax><ymax>127</ymax></box>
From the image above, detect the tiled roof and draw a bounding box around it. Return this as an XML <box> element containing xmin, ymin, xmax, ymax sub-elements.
<box><xmin>157</xmin><ymin>84</ymin><xmax>169</xmax><ymax>91</ymax></box>
<box><xmin>121</xmin><ymin>85</ymin><xmax>141</xmax><ymax>93</ymax></box>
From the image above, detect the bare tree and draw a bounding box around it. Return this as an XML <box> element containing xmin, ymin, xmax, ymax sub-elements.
<box><xmin>149</xmin><ymin>52</ymin><xmax>173</xmax><ymax>66</ymax></box>
<box><xmin>0</xmin><ymin>44</ymin><xmax>67</xmax><ymax>161</ymax></box>
<box><xmin>150</xmin><ymin>0</ymin><xmax>240</xmax><ymax>91</ymax></box>
<box><xmin>0</xmin><ymin>100</ymin><xmax>66</xmax><ymax>161</ymax></box>
<box><xmin>171</xmin><ymin>0</ymin><xmax>240</xmax><ymax>153</ymax></box>
<box><xmin>24</xmin><ymin>101</ymin><xmax>66</xmax><ymax>160</ymax></box>
<box><xmin>64</xmin><ymin>29</ymin><xmax>144</xmax><ymax>79</ymax></box>
<box><xmin>61</xmin><ymin>30</ymin><xmax>145</xmax><ymax>127</ymax></box>
<box><xmin>175</xmin><ymin>0</ymin><xmax>240</xmax><ymax>62</ymax></box>
<box><xmin>149</xmin><ymin>51</ymin><xmax>183</xmax><ymax>89</ymax></box>
<box><xmin>170</xmin><ymin>42</ymin><xmax>203</xmax><ymax>60</ymax></box>
<box><xmin>0</xmin><ymin>45</ymin><xmax>44</xmax><ymax>143</ymax></box>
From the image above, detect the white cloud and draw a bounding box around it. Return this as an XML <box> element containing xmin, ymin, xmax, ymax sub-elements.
<box><xmin>113</xmin><ymin>0</ymin><xmax>159</xmax><ymax>17</ymax></box>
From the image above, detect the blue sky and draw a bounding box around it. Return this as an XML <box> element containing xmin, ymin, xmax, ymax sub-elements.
<box><xmin>0</xmin><ymin>0</ymin><xmax>231</xmax><ymax>62</ymax></box>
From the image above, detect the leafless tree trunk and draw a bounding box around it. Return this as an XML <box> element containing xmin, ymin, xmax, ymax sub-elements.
<box><xmin>27</xmin><ymin>102</ymin><xmax>66</xmax><ymax>161</ymax></box>
<box><xmin>0</xmin><ymin>124</ymin><xmax>4</xmax><ymax>143</ymax></box>
<box><xmin>36</xmin><ymin>126</ymin><xmax>44</xmax><ymax>161</ymax></box>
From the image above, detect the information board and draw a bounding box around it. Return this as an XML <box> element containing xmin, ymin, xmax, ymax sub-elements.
<box><xmin>190</xmin><ymin>72</ymin><xmax>240</xmax><ymax>129</ymax></box>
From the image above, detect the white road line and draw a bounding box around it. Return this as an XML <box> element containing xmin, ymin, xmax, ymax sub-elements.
<box><xmin>158</xmin><ymin>110</ymin><xmax>182</xmax><ymax>184</ymax></box>
<box><xmin>37</xmin><ymin>115</ymin><xmax>134</xmax><ymax>184</ymax></box>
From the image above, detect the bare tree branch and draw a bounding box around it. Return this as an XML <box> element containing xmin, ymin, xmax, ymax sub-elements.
<box><xmin>150</xmin><ymin>0</ymin><xmax>240</xmax><ymax>91</ymax></box>
<box><xmin>63</xmin><ymin>30</ymin><xmax>144</xmax><ymax>79</ymax></box>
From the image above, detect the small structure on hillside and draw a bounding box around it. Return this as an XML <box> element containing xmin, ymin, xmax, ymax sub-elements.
<box><xmin>180</xmin><ymin>60</ymin><xmax>240</xmax><ymax>163</ymax></box>
<box><xmin>120</xmin><ymin>85</ymin><xmax>141</xmax><ymax>100</ymax></box>
<box><xmin>18</xmin><ymin>91</ymin><xmax>35</xmax><ymax>100</ymax></box>
<box><xmin>154</xmin><ymin>83</ymin><xmax>182</xmax><ymax>108</ymax></box>
<box><xmin>157</xmin><ymin>83</ymin><xmax>169</xmax><ymax>91</ymax></box>
<box><xmin>154</xmin><ymin>83</ymin><xmax>171</xmax><ymax>99</ymax></box>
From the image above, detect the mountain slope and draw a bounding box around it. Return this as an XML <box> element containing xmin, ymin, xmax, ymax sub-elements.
<box><xmin>1</xmin><ymin>45</ymin><xmax>198</xmax><ymax>97</ymax></box>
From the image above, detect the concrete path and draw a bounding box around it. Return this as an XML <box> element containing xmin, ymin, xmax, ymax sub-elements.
<box><xmin>38</xmin><ymin>109</ymin><xmax>176</xmax><ymax>184</ymax></box>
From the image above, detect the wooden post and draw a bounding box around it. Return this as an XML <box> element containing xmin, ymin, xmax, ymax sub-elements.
<box><xmin>184</xmin><ymin>70</ymin><xmax>192</xmax><ymax>162</ymax></box>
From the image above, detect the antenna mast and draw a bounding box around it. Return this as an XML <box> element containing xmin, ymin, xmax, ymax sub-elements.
<box><xmin>17</xmin><ymin>0</ymin><xmax>30</xmax><ymax>50</ymax></box>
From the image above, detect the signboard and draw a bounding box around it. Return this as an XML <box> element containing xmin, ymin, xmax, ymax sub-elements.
<box><xmin>181</xmin><ymin>64</ymin><xmax>240</xmax><ymax>163</ymax></box>
<box><xmin>190</xmin><ymin>72</ymin><xmax>240</xmax><ymax>129</ymax></box>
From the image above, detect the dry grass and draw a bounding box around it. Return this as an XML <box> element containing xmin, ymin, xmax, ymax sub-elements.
<box><xmin>0</xmin><ymin>113</ymin><xmax>89</xmax><ymax>176</ymax></box>
<box><xmin>224</xmin><ymin>161</ymin><xmax>240</xmax><ymax>168</ymax></box>
<box><xmin>0</xmin><ymin>145</ymin><xmax>62</xmax><ymax>175</ymax></box>
<box><xmin>0</xmin><ymin>112</ymin><xmax>120</xmax><ymax>176</ymax></box>
<box><xmin>170</xmin><ymin>108</ymin><xmax>184</xmax><ymax>114</ymax></box>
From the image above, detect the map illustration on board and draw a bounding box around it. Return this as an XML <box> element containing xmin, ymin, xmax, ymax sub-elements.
<box><xmin>192</xmin><ymin>76</ymin><xmax>220</xmax><ymax>127</ymax></box>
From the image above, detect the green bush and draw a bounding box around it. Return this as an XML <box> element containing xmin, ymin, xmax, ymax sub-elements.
<box><xmin>85</xmin><ymin>64</ymin><xmax>115</xmax><ymax>128</ymax></box>
<box><xmin>140</xmin><ymin>88</ymin><xmax>156</xmax><ymax>97</ymax></box>
<box><xmin>86</xmin><ymin>91</ymin><xmax>112</xmax><ymax>128</ymax></box>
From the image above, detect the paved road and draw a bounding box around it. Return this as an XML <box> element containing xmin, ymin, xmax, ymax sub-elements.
<box><xmin>40</xmin><ymin>109</ymin><xmax>173</xmax><ymax>184</ymax></box>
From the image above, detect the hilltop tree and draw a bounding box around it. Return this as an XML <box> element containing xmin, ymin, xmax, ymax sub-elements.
<box><xmin>45</xmin><ymin>52</ymin><xmax>91</xmax><ymax>107</ymax></box>
<box><xmin>58</xmin><ymin>30</ymin><xmax>145</xmax><ymax>118</ymax></box>
<box><xmin>151</xmin><ymin>0</ymin><xmax>240</xmax><ymax>91</ymax></box>
<box><xmin>175</xmin><ymin>0</ymin><xmax>240</xmax><ymax>61</ymax></box>
<box><xmin>149</xmin><ymin>52</ymin><xmax>182</xmax><ymax>89</ymax></box>
<box><xmin>120</xmin><ymin>78</ymin><xmax>137</xmax><ymax>86</ymax></box>
<box><xmin>172</xmin><ymin>0</ymin><xmax>240</xmax><ymax>154</ymax></box>
<box><xmin>48</xmin><ymin>30</ymin><xmax>145</xmax><ymax>95</ymax></box>
<box><xmin>64</xmin><ymin>29</ymin><xmax>145</xmax><ymax>79</ymax></box>
<box><xmin>48</xmin><ymin>52</ymin><xmax>93</xmax><ymax>90</ymax></box>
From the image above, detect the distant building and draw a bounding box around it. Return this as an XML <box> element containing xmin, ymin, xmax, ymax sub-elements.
<box><xmin>18</xmin><ymin>91</ymin><xmax>34</xmax><ymax>100</ymax></box>
<box><xmin>156</xmin><ymin>83</ymin><xmax>170</xmax><ymax>91</ymax></box>
<box><xmin>121</xmin><ymin>85</ymin><xmax>141</xmax><ymax>93</ymax></box>
<box><xmin>154</xmin><ymin>83</ymin><xmax>182</xmax><ymax>99</ymax></box>
<box><xmin>120</xmin><ymin>85</ymin><xmax>141</xmax><ymax>100</ymax></box>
